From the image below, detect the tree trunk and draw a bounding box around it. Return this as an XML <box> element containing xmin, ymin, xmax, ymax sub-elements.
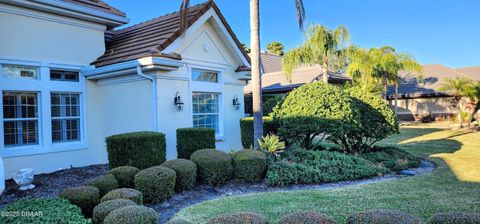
<box><xmin>250</xmin><ymin>0</ymin><xmax>263</xmax><ymax>148</ymax></box>
<box><xmin>457</xmin><ymin>105</ymin><xmax>463</xmax><ymax>128</ymax></box>
<box><xmin>394</xmin><ymin>85</ymin><xmax>398</xmax><ymax>116</ymax></box>
<box><xmin>383</xmin><ymin>76</ymin><xmax>388</xmax><ymax>100</ymax></box>
<box><xmin>322</xmin><ymin>61</ymin><xmax>329</xmax><ymax>83</ymax></box>
<box><xmin>467</xmin><ymin>102</ymin><xmax>480</xmax><ymax>127</ymax></box>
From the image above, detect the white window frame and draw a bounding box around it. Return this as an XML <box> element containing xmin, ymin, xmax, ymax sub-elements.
<box><xmin>51</xmin><ymin>92</ymin><xmax>81</xmax><ymax>143</ymax></box>
<box><xmin>192</xmin><ymin>92</ymin><xmax>221</xmax><ymax>135</ymax></box>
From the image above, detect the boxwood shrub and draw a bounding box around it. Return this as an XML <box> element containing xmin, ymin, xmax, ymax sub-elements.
<box><xmin>103</xmin><ymin>205</ymin><xmax>157</xmax><ymax>224</ymax></box>
<box><xmin>240</xmin><ymin>116</ymin><xmax>278</xmax><ymax>149</ymax></box>
<box><xmin>59</xmin><ymin>185</ymin><xmax>100</xmax><ymax>217</ymax></box>
<box><xmin>176</xmin><ymin>128</ymin><xmax>215</xmax><ymax>159</ymax></box>
<box><xmin>100</xmin><ymin>188</ymin><xmax>143</xmax><ymax>205</ymax></box>
<box><xmin>88</xmin><ymin>174</ymin><xmax>119</xmax><ymax>197</ymax></box>
<box><xmin>190</xmin><ymin>149</ymin><xmax>233</xmax><ymax>185</ymax></box>
<box><xmin>208</xmin><ymin>212</ymin><xmax>267</xmax><ymax>224</ymax></box>
<box><xmin>107</xmin><ymin>166</ymin><xmax>140</xmax><ymax>188</ymax></box>
<box><xmin>429</xmin><ymin>212</ymin><xmax>480</xmax><ymax>224</ymax></box>
<box><xmin>134</xmin><ymin>166</ymin><xmax>176</xmax><ymax>203</ymax></box>
<box><xmin>346</xmin><ymin>209</ymin><xmax>421</xmax><ymax>224</ymax></box>
<box><xmin>106</xmin><ymin>131</ymin><xmax>166</xmax><ymax>169</ymax></box>
<box><xmin>279</xmin><ymin>211</ymin><xmax>336</xmax><ymax>224</ymax></box>
<box><xmin>92</xmin><ymin>199</ymin><xmax>137</xmax><ymax>224</ymax></box>
<box><xmin>232</xmin><ymin>149</ymin><xmax>267</xmax><ymax>181</ymax></box>
<box><xmin>162</xmin><ymin>159</ymin><xmax>197</xmax><ymax>192</ymax></box>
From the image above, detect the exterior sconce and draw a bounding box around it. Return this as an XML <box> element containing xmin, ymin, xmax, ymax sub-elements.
<box><xmin>233</xmin><ymin>95</ymin><xmax>241</xmax><ymax>110</ymax></box>
<box><xmin>174</xmin><ymin>92</ymin><xmax>184</xmax><ymax>111</ymax></box>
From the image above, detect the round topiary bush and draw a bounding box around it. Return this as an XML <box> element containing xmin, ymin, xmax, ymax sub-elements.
<box><xmin>232</xmin><ymin>149</ymin><xmax>267</xmax><ymax>182</ymax></box>
<box><xmin>107</xmin><ymin>166</ymin><xmax>140</xmax><ymax>188</ymax></box>
<box><xmin>134</xmin><ymin>166</ymin><xmax>176</xmax><ymax>203</ymax></box>
<box><xmin>100</xmin><ymin>188</ymin><xmax>143</xmax><ymax>205</ymax></box>
<box><xmin>162</xmin><ymin>159</ymin><xmax>197</xmax><ymax>192</ymax></box>
<box><xmin>167</xmin><ymin>219</ymin><xmax>193</xmax><ymax>224</ymax></box>
<box><xmin>190</xmin><ymin>149</ymin><xmax>233</xmax><ymax>186</ymax></box>
<box><xmin>59</xmin><ymin>185</ymin><xmax>100</xmax><ymax>217</ymax></box>
<box><xmin>428</xmin><ymin>212</ymin><xmax>480</xmax><ymax>224</ymax></box>
<box><xmin>92</xmin><ymin>199</ymin><xmax>137</xmax><ymax>224</ymax></box>
<box><xmin>346</xmin><ymin>210</ymin><xmax>421</xmax><ymax>224</ymax></box>
<box><xmin>208</xmin><ymin>212</ymin><xmax>268</xmax><ymax>224</ymax></box>
<box><xmin>279</xmin><ymin>211</ymin><xmax>336</xmax><ymax>224</ymax></box>
<box><xmin>103</xmin><ymin>205</ymin><xmax>157</xmax><ymax>224</ymax></box>
<box><xmin>88</xmin><ymin>174</ymin><xmax>119</xmax><ymax>197</ymax></box>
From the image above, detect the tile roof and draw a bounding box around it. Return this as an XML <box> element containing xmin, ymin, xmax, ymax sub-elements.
<box><xmin>260</xmin><ymin>53</ymin><xmax>283</xmax><ymax>73</ymax></box>
<box><xmin>61</xmin><ymin>0</ymin><xmax>126</xmax><ymax>17</ymax></box>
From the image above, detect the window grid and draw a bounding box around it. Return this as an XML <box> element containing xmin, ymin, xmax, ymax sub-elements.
<box><xmin>192</xmin><ymin>92</ymin><xmax>219</xmax><ymax>134</ymax></box>
<box><xmin>51</xmin><ymin>93</ymin><xmax>80</xmax><ymax>143</ymax></box>
<box><xmin>2</xmin><ymin>92</ymin><xmax>39</xmax><ymax>147</ymax></box>
<box><xmin>50</xmin><ymin>69</ymin><xmax>79</xmax><ymax>82</ymax></box>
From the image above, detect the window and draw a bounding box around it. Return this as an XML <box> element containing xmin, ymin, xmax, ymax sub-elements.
<box><xmin>50</xmin><ymin>69</ymin><xmax>79</xmax><ymax>82</ymax></box>
<box><xmin>192</xmin><ymin>69</ymin><xmax>218</xmax><ymax>83</ymax></box>
<box><xmin>192</xmin><ymin>92</ymin><xmax>220</xmax><ymax>134</ymax></box>
<box><xmin>2</xmin><ymin>92</ymin><xmax>39</xmax><ymax>146</ymax></box>
<box><xmin>2</xmin><ymin>65</ymin><xmax>38</xmax><ymax>79</ymax></box>
<box><xmin>51</xmin><ymin>93</ymin><xmax>80</xmax><ymax>142</ymax></box>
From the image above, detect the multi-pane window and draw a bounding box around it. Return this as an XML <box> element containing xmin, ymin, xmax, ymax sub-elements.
<box><xmin>51</xmin><ymin>93</ymin><xmax>80</xmax><ymax>142</ymax></box>
<box><xmin>2</xmin><ymin>92</ymin><xmax>39</xmax><ymax>146</ymax></box>
<box><xmin>192</xmin><ymin>69</ymin><xmax>219</xmax><ymax>83</ymax></box>
<box><xmin>50</xmin><ymin>70</ymin><xmax>79</xmax><ymax>82</ymax></box>
<box><xmin>2</xmin><ymin>65</ymin><xmax>38</xmax><ymax>79</ymax></box>
<box><xmin>192</xmin><ymin>92</ymin><xmax>220</xmax><ymax>134</ymax></box>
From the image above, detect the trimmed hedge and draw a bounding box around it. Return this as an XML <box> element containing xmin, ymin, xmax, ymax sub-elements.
<box><xmin>106</xmin><ymin>131</ymin><xmax>166</xmax><ymax>169</ymax></box>
<box><xmin>177</xmin><ymin>128</ymin><xmax>215</xmax><ymax>159</ymax></box>
<box><xmin>0</xmin><ymin>198</ymin><xmax>89</xmax><ymax>224</ymax></box>
<box><xmin>190</xmin><ymin>149</ymin><xmax>233</xmax><ymax>186</ymax></box>
<box><xmin>429</xmin><ymin>212</ymin><xmax>480</xmax><ymax>224</ymax></box>
<box><xmin>240</xmin><ymin>117</ymin><xmax>278</xmax><ymax>149</ymax></box>
<box><xmin>208</xmin><ymin>212</ymin><xmax>268</xmax><ymax>224</ymax></box>
<box><xmin>59</xmin><ymin>185</ymin><xmax>99</xmax><ymax>218</ymax></box>
<box><xmin>232</xmin><ymin>149</ymin><xmax>267</xmax><ymax>181</ymax></box>
<box><xmin>103</xmin><ymin>205</ymin><xmax>157</xmax><ymax>224</ymax></box>
<box><xmin>134</xmin><ymin>166</ymin><xmax>176</xmax><ymax>203</ymax></box>
<box><xmin>346</xmin><ymin>210</ymin><xmax>421</xmax><ymax>224</ymax></box>
<box><xmin>88</xmin><ymin>174</ymin><xmax>119</xmax><ymax>197</ymax></box>
<box><xmin>107</xmin><ymin>166</ymin><xmax>140</xmax><ymax>188</ymax></box>
<box><xmin>101</xmin><ymin>188</ymin><xmax>143</xmax><ymax>205</ymax></box>
<box><xmin>92</xmin><ymin>199</ymin><xmax>137</xmax><ymax>224</ymax></box>
<box><xmin>279</xmin><ymin>211</ymin><xmax>336</xmax><ymax>224</ymax></box>
<box><xmin>162</xmin><ymin>159</ymin><xmax>197</xmax><ymax>192</ymax></box>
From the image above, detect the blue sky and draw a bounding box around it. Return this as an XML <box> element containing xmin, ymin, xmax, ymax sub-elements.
<box><xmin>104</xmin><ymin>0</ymin><xmax>480</xmax><ymax>68</ymax></box>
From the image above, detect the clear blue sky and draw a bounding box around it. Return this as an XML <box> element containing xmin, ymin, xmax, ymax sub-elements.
<box><xmin>104</xmin><ymin>0</ymin><xmax>480</xmax><ymax>68</ymax></box>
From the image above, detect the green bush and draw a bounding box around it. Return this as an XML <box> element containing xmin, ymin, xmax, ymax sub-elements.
<box><xmin>59</xmin><ymin>185</ymin><xmax>100</xmax><ymax>217</ymax></box>
<box><xmin>88</xmin><ymin>174</ymin><xmax>119</xmax><ymax>197</ymax></box>
<box><xmin>190</xmin><ymin>149</ymin><xmax>233</xmax><ymax>185</ymax></box>
<box><xmin>134</xmin><ymin>166</ymin><xmax>176</xmax><ymax>203</ymax></box>
<box><xmin>263</xmin><ymin>94</ymin><xmax>285</xmax><ymax>115</ymax></box>
<box><xmin>167</xmin><ymin>219</ymin><xmax>193</xmax><ymax>224</ymax></box>
<box><xmin>360</xmin><ymin>146</ymin><xmax>421</xmax><ymax>171</ymax></box>
<box><xmin>279</xmin><ymin>211</ymin><xmax>336</xmax><ymax>224</ymax></box>
<box><xmin>232</xmin><ymin>149</ymin><xmax>267</xmax><ymax>181</ymax></box>
<box><xmin>100</xmin><ymin>188</ymin><xmax>143</xmax><ymax>205</ymax></box>
<box><xmin>0</xmin><ymin>198</ymin><xmax>89</xmax><ymax>224</ymax></box>
<box><xmin>428</xmin><ymin>212</ymin><xmax>480</xmax><ymax>224</ymax></box>
<box><xmin>346</xmin><ymin>210</ymin><xmax>421</xmax><ymax>224</ymax></box>
<box><xmin>176</xmin><ymin>128</ymin><xmax>215</xmax><ymax>159</ymax></box>
<box><xmin>208</xmin><ymin>212</ymin><xmax>268</xmax><ymax>224</ymax></box>
<box><xmin>106</xmin><ymin>131</ymin><xmax>166</xmax><ymax>169</ymax></box>
<box><xmin>92</xmin><ymin>199</ymin><xmax>137</xmax><ymax>224</ymax></box>
<box><xmin>162</xmin><ymin>159</ymin><xmax>197</xmax><ymax>192</ymax></box>
<box><xmin>103</xmin><ymin>205</ymin><xmax>157</xmax><ymax>224</ymax></box>
<box><xmin>240</xmin><ymin>116</ymin><xmax>278</xmax><ymax>148</ymax></box>
<box><xmin>107</xmin><ymin>166</ymin><xmax>140</xmax><ymax>188</ymax></box>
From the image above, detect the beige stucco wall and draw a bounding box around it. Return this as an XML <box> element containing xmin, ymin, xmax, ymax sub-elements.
<box><xmin>389</xmin><ymin>97</ymin><xmax>457</xmax><ymax>116</ymax></box>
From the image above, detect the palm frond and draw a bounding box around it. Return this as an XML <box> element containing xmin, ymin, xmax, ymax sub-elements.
<box><xmin>295</xmin><ymin>0</ymin><xmax>306</xmax><ymax>30</ymax></box>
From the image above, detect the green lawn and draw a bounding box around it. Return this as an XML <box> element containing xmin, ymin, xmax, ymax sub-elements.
<box><xmin>173</xmin><ymin>124</ymin><xmax>480</xmax><ymax>223</ymax></box>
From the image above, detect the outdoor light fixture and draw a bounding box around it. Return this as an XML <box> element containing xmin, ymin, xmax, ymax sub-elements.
<box><xmin>233</xmin><ymin>95</ymin><xmax>241</xmax><ymax>110</ymax></box>
<box><xmin>174</xmin><ymin>92</ymin><xmax>184</xmax><ymax>111</ymax></box>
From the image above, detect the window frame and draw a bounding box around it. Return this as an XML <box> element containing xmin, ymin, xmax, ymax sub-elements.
<box><xmin>1</xmin><ymin>64</ymin><xmax>40</xmax><ymax>80</ymax></box>
<box><xmin>192</xmin><ymin>92</ymin><xmax>221</xmax><ymax>135</ymax></box>
<box><xmin>50</xmin><ymin>69</ymin><xmax>80</xmax><ymax>82</ymax></box>
<box><xmin>50</xmin><ymin>92</ymin><xmax>81</xmax><ymax>143</ymax></box>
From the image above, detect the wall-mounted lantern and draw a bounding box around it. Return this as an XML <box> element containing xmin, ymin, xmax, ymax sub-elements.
<box><xmin>233</xmin><ymin>95</ymin><xmax>241</xmax><ymax>110</ymax></box>
<box><xmin>174</xmin><ymin>92</ymin><xmax>184</xmax><ymax>111</ymax></box>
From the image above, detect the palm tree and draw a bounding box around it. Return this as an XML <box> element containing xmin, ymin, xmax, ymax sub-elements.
<box><xmin>283</xmin><ymin>25</ymin><xmax>350</xmax><ymax>83</ymax></box>
<box><xmin>439</xmin><ymin>77</ymin><xmax>472</xmax><ymax>128</ymax></box>
<box><xmin>464</xmin><ymin>82</ymin><xmax>480</xmax><ymax>127</ymax></box>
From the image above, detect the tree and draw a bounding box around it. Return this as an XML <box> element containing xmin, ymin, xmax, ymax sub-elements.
<box><xmin>266</xmin><ymin>41</ymin><xmax>285</xmax><ymax>55</ymax></box>
<box><xmin>463</xmin><ymin>81</ymin><xmax>480</xmax><ymax>127</ymax></box>
<box><xmin>282</xmin><ymin>25</ymin><xmax>350</xmax><ymax>83</ymax></box>
<box><xmin>439</xmin><ymin>77</ymin><xmax>472</xmax><ymax>128</ymax></box>
<box><xmin>241</xmin><ymin>43</ymin><xmax>251</xmax><ymax>53</ymax></box>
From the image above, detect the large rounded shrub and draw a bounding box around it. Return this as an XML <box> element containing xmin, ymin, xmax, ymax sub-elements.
<box><xmin>59</xmin><ymin>185</ymin><xmax>100</xmax><ymax>217</ymax></box>
<box><xmin>429</xmin><ymin>212</ymin><xmax>480</xmax><ymax>224</ymax></box>
<box><xmin>279</xmin><ymin>211</ymin><xmax>336</xmax><ymax>224</ymax></box>
<box><xmin>190</xmin><ymin>149</ymin><xmax>233</xmax><ymax>186</ymax></box>
<box><xmin>101</xmin><ymin>188</ymin><xmax>143</xmax><ymax>205</ymax></box>
<box><xmin>232</xmin><ymin>149</ymin><xmax>267</xmax><ymax>181</ymax></box>
<box><xmin>103</xmin><ymin>205</ymin><xmax>157</xmax><ymax>224</ymax></box>
<box><xmin>208</xmin><ymin>212</ymin><xmax>268</xmax><ymax>224</ymax></box>
<box><xmin>107</xmin><ymin>166</ymin><xmax>140</xmax><ymax>188</ymax></box>
<box><xmin>92</xmin><ymin>199</ymin><xmax>137</xmax><ymax>224</ymax></box>
<box><xmin>134</xmin><ymin>166</ymin><xmax>176</xmax><ymax>203</ymax></box>
<box><xmin>162</xmin><ymin>159</ymin><xmax>197</xmax><ymax>192</ymax></box>
<box><xmin>88</xmin><ymin>174</ymin><xmax>119</xmax><ymax>197</ymax></box>
<box><xmin>346</xmin><ymin>210</ymin><xmax>421</xmax><ymax>224</ymax></box>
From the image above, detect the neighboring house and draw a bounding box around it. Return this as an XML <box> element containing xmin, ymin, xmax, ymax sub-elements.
<box><xmin>0</xmin><ymin>0</ymin><xmax>250</xmax><ymax>183</ymax></box>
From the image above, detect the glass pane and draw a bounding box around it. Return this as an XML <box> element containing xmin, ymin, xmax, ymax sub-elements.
<box><xmin>64</xmin><ymin>72</ymin><xmax>79</xmax><ymax>81</ymax></box>
<box><xmin>192</xmin><ymin>69</ymin><xmax>218</xmax><ymax>82</ymax></box>
<box><xmin>2</xmin><ymin>93</ymin><xmax>17</xmax><ymax>119</ymax></box>
<box><xmin>4</xmin><ymin>121</ymin><xmax>18</xmax><ymax>145</ymax></box>
<box><xmin>2</xmin><ymin>65</ymin><xmax>38</xmax><ymax>79</ymax></box>
<box><xmin>52</xmin><ymin>120</ymin><xmax>63</xmax><ymax>142</ymax></box>
<box><xmin>50</xmin><ymin>70</ymin><xmax>62</xmax><ymax>80</ymax></box>
<box><xmin>22</xmin><ymin>120</ymin><xmax>37</xmax><ymax>144</ymax></box>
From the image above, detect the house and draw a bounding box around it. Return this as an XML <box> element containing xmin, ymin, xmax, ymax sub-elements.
<box><xmin>0</xmin><ymin>0</ymin><xmax>250</xmax><ymax>185</ymax></box>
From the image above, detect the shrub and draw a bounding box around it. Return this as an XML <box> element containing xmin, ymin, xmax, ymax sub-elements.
<box><xmin>92</xmin><ymin>199</ymin><xmax>137</xmax><ymax>224</ymax></box>
<box><xmin>88</xmin><ymin>174</ymin><xmax>119</xmax><ymax>197</ymax></box>
<box><xmin>429</xmin><ymin>212</ymin><xmax>480</xmax><ymax>224</ymax></box>
<box><xmin>208</xmin><ymin>212</ymin><xmax>268</xmax><ymax>224</ymax></box>
<box><xmin>167</xmin><ymin>219</ymin><xmax>193</xmax><ymax>224</ymax></box>
<box><xmin>106</xmin><ymin>131</ymin><xmax>166</xmax><ymax>169</ymax></box>
<box><xmin>263</xmin><ymin>94</ymin><xmax>285</xmax><ymax>115</ymax></box>
<box><xmin>59</xmin><ymin>185</ymin><xmax>100</xmax><ymax>217</ymax></box>
<box><xmin>162</xmin><ymin>159</ymin><xmax>197</xmax><ymax>192</ymax></box>
<box><xmin>258</xmin><ymin>134</ymin><xmax>285</xmax><ymax>156</ymax></box>
<box><xmin>360</xmin><ymin>146</ymin><xmax>421</xmax><ymax>171</ymax></box>
<box><xmin>240</xmin><ymin>116</ymin><xmax>278</xmax><ymax>148</ymax></box>
<box><xmin>176</xmin><ymin>128</ymin><xmax>215</xmax><ymax>159</ymax></box>
<box><xmin>107</xmin><ymin>166</ymin><xmax>140</xmax><ymax>188</ymax></box>
<box><xmin>346</xmin><ymin>210</ymin><xmax>421</xmax><ymax>224</ymax></box>
<box><xmin>103</xmin><ymin>205</ymin><xmax>157</xmax><ymax>224</ymax></box>
<box><xmin>190</xmin><ymin>149</ymin><xmax>233</xmax><ymax>185</ymax></box>
<box><xmin>279</xmin><ymin>211</ymin><xmax>336</xmax><ymax>224</ymax></box>
<box><xmin>232</xmin><ymin>149</ymin><xmax>267</xmax><ymax>181</ymax></box>
<box><xmin>134</xmin><ymin>166</ymin><xmax>176</xmax><ymax>203</ymax></box>
<box><xmin>0</xmin><ymin>198</ymin><xmax>89</xmax><ymax>224</ymax></box>
<box><xmin>101</xmin><ymin>188</ymin><xmax>143</xmax><ymax>205</ymax></box>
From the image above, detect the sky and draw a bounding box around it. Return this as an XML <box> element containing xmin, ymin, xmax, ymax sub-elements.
<box><xmin>104</xmin><ymin>0</ymin><xmax>480</xmax><ymax>68</ymax></box>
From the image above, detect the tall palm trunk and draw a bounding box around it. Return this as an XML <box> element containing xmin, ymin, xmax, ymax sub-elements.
<box><xmin>457</xmin><ymin>104</ymin><xmax>463</xmax><ymax>128</ymax></box>
<box><xmin>250</xmin><ymin>0</ymin><xmax>263</xmax><ymax>148</ymax></box>
<box><xmin>322</xmin><ymin>59</ymin><xmax>328</xmax><ymax>83</ymax></box>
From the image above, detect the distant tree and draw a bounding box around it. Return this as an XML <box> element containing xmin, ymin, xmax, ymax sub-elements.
<box><xmin>266</xmin><ymin>41</ymin><xmax>285</xmax><ymax>55</ymax></box>
<box><xmin>439</xmin><ymin>77</ymin><xmax>472</xmax><ymax>128</ymax></box>
<box><xmin>241</xmin><ymin>42</ymin><xmax>251</xmax><ymax>53</ymax></box>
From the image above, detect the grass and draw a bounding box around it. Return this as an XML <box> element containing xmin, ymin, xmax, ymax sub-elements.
<box><xmin>173</xmin><ymin>124</ymin><xmax>480</xmax><ymax>223</ymax></box>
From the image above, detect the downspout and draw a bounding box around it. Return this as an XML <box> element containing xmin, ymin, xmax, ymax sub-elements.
<box><xmin>136</xmin><ymin>66</ymin><xmax>159</xmax><ymax>132</ymax></box>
